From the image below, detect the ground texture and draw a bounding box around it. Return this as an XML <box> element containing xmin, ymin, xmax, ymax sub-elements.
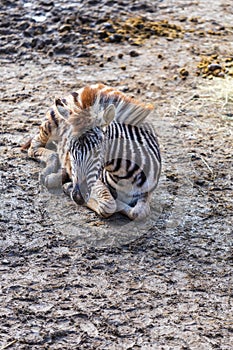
<box><xmin>0</xmin><ymin>0</ymin><xmax>233</xmax><ymax>349</ymax></box>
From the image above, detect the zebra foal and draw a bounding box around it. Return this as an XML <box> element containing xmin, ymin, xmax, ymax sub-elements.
<box><xmin>65</xmin><ymin>120</ymin><xmax>161</xmax><ymax>220</ymax></box>
<box><xmin>25</xmin><ymin>84</ymin><xmax>161</xmax><ymax>220</ymax></box>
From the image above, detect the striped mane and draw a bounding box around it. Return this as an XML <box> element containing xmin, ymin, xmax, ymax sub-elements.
<box><xmin>67</xmin><ymin>84</ymin><xmax>154</xmax><ymax>129</ymax></box>
<box><xmin>93</xmin><ymin>90</ymin><xmax>154</xmax><ymax>126</ymax></box>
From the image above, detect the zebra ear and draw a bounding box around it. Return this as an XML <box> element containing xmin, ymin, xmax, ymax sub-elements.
<box><xmin>102</xmin><ymin>104</ymin><xmax>115</xmax><ymax>126</ymax></box>
<box><xmin>54</xmin><ymin>98</ymin><xmax>70</xmax><ymax>120</ymax></box>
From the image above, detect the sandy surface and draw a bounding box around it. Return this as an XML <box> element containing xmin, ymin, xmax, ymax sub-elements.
<box><xmin>1</xmin><ymin>0</ymin><xmax>233</xmax><ymax>349</ymax></box>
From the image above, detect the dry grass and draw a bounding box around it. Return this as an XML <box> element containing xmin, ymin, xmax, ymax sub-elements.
<box><xmin>198</xmin><ymin>77</ymin><xmax>233</xmax><ymax>119</ymax></box>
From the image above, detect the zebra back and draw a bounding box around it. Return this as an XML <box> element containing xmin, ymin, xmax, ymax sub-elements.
<box><xmin>92</xmin><ymin>87</ymin><xmax>154</xmax><ymax>126</ymax></box>
<box><xmin>102</xmin><ymin>122</ymin><xmax>161</xmax><ymax>203</ymax></box>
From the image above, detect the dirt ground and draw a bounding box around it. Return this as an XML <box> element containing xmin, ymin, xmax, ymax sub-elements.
<box><xmin>1</xmin><ymin>0</ymin><xmax>233</xmax><ymax>349</ymax></box>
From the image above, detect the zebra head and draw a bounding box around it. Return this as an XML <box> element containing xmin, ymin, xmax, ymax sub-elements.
<box><xmin>54</xmin><ymin>98</ymin><xmax>116</xmax><ymax>204</ymax></box>
<box><xmin>54</xmin><ymin>94</ymin><xmax>115</xmax><ymax>135</ymax></box>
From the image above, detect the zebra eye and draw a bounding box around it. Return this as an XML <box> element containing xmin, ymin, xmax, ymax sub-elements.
<box><xmin>55</xmin><ymin>98</ymin><xmax>64</xmax><ymax>107</ymax></box>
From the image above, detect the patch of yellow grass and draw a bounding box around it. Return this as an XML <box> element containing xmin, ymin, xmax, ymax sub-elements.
<box><xmin>198</xmin><ymin>77</ymin><xmax>233</xmax><ymax>120</ymax></box>
<box><xmin>199</xmin><ymin>76</ymin><xmax>233</xmax><ymax>104</ymax></box>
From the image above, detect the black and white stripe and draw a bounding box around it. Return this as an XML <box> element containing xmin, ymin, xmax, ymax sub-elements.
<box><xmin>103</xmin><ymin>122</ymin><xmax>161</xmax><ymax>205</ymax></box>
<box><xmin>69</xmin><ymin>127</ymin><xmax>104</xmax><ymax>202</ymax></box>
<box><xmin>68</xmin><ymin>121</ymin><xmax>161</xmax><ymax>211</ymax></box>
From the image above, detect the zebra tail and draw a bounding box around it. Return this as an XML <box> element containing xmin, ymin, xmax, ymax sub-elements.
<box><xmin>21</xmin><ymin>138</ymin><xmax>32</xmax><ymax>151</ymax></box>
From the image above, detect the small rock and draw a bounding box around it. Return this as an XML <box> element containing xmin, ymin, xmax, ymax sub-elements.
<box><xmin>106</xmin><ymin>56</ymin><xmax>114</xmax><ymax>62</ymax></box>
<box><xmin>53</xmin><ymin>44</ymin><xmax>71</xmax><ymax>54</ymax></box>
<box><xmin>179</xmin><ymin>67</ymin><xmax>189</xmax><ymax>78</ymax></box>
<box><xmin>2</xmin><ymin>259</ymin><xmax>10</xmax><ymax>265</ymax></box>
<box><xmin>129</xmin><ymin>50</ymin><xmax>140</xmax><ymax>57</ymax></box>
<box><xmin>194</xmin><ymin>179</ymin><xmax>206</xmax><ymax>186</ymax></box>
<box><xmin>208</xmin><ymin>63</ymin><xmax>222</xmax><ymax>71</ymax></box>
<box><xmin>192</xmin><ymin>94</ymin><xmax>200</xmax><ymax>99</ymax></box>
<box><xmin>106</xmin><ymin>34</ymin><xmax>123</xmax><ymax>43</ymax></box>
<box><xmin>120</xmin><ymin>86</ymin><xmax>129</xmax><ymax>92</ymax></box>
<box><xmin>102</xmin><ymin>22</ymin><xmax>115</xmax><ymax>32</ymax></box>
<box><xmin>97</xmin><ymin>30</ymin><xmax>108</xmax><ymax>39</ymax></box>
<box><xmin>0</xmin><ymin>44</ymin><xmax>17</xmax><ymax>54</ymax></box>
<box><xmin>59</xmin><ymin>24</ymin><xmax>72</xmax><ymax>33</ymax></box>
<box><xmin>40</xmin><ymin>0</ymin><xmax>54</xmax><ymax>6</ymax></box>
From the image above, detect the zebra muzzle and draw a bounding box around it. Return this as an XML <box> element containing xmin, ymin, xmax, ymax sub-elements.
<box><xmin>71</xmin><ymin>183</ymin><xmax>85</xmax><ymax>205</ymax></box>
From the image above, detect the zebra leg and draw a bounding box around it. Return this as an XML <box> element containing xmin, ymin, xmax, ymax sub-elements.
<box><xmin>27</xmin><ymin>136</ymin><xmax>62</xmax><ymax>188</ymax></box>
<box><xmin>87</xmin><ymin>180</ymin><xmax>117</xmax><ymax>218</ymax></box>
<box><xmin>28</xmin><ymin>126</ymin><xmax>62</xmax><ymax>184</ymax></box>
<box><xmin>39</xmin><ymin>153</ymin><xmax>61</xmax><ymax>187</ymax></box>
<box><xmin>42</xmin><ymin>170</ymin><xmax>62</xmax><ymax>189</ymax></box>
<box><xmin>41</xmin><ymin>158</ymin><xmax>70</xmax><ymax>191</ymax></box>
<box><xmin>117</xmin><ymin>196</ymin><xmax>151</xmax><ymax>220</ymax></box>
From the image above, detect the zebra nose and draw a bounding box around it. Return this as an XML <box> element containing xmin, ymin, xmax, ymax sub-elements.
<box><xmin>72</xmin><ymin>183</ymin><xmax>85</xmax><ymax>205</ymax></box>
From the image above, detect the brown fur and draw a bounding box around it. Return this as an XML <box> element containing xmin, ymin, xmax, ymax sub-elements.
<box><xmin>80</xmin><ymin>85</ymin><xmax>103</xmax><ymax>109</ymax></box>
<box><xmin>23</xmin><ymin>84</ymin><xmax>154</xmax><ymax>160</ymax></box>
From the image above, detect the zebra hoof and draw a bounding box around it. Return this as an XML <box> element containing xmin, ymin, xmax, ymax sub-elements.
<box><xmin>128</xmin><ymin>206</ymin><xmax>150</xmax><ymax>221</ymax></box>
<box><xmin>44</xmin><ymin>173</ymin><xmax>62</xmax><ymax>189</ymax></box>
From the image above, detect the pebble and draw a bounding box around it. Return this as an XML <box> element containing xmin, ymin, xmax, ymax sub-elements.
<box><xmin>97</xmin><ymin>30</ymin><xmax>109</xmax><ymax>39</ymax></box>
<box><xmin>179</xmin><ymin>67</ymin><xmax>189</xmax><ymax>78</ymax></box>
<box><xmin>120</xmin><ymin>86</ymin><xmax>129</xmax><ymax>92</ymax></box>
<box><xmin>2</xmin><ymin>259</ymin><xmax>10</xmax><ymax>265</ymax></box>
<box><xmin>101</xmin><ymin>22</ymin><xmax>115</xmax><ymax>33</ymax></box>
<box><xmin>106</xmin><ymin>56</ymin><xmax>114</xmax><ymax>62</ymax></box>
<box><xmin>59</xmin><ymin>24</ymin><xmax>73</xmax><ymax>32</ymax></box>
<box><xmin>107</xmin><ymin>34</ymin><xmax>123</xmax><ymax>43</ymax></box>
<box><xmin>216</xmin><ymin>71</ymin><xmax>225</xmax><ymax>78</ymax></box>
<box><xmin>53</xmin><ymin>44</ymin><xmax>71</xmax><ymax>55</ymax></box>
<box><xmin>17</xmin><ymin>21</ymin><xmax>30</xmax><ymax>31</ymax></box>
<box><xmin>129</xmin><ymin>50</ymin><xmax>140</xmax><ymax>57</ymax></box>
<box><xmin>208</xmin><ymin>63</ymin><xmax>222</xmax><ymax>71</ymax></box>
<box><xmin>40</xmin><ymin>0</ymin><xmax>54</xmax><ymax>6</ymax></box>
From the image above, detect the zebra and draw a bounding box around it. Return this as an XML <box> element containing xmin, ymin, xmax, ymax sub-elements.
<box><xmin>24</xmin><ymin>84</ymin><xmax>161</xmax><ymax>220</ymax></box>
<box><xmin>61</xmin><ymin>108</ymin><xmax>161</xmax><ymax>220</ymax></box>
